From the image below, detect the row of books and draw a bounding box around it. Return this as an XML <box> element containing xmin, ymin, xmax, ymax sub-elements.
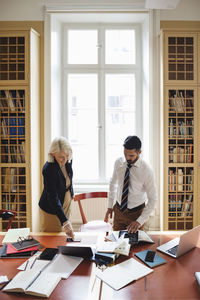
<box><xmin>168</xmin><ymin>194</ymin><xmax>193</xmax><ymax>217</ymax></box>
<box><xmin>1</xmin><ymin>117</ymin><xmax>25</xmax><ymax>136</ymax></box>
<box><xmin>0</xmin><ymin>90</ymin><xmax>25</xmax><ymax>113</ymax></box>
<box><xmin>168</xmin><ymin>168</ymin><xmax>193</xmax><ymax>192</ymax></box>
<box><xmin>169</xmin><ymin>145</ymin><xmax>193</xmax><ymax>163</ymax></box>
<box><xmin>1</xmin><ymin>142</ymin><xmax>25</xmax><ymax>163</ymax></box>
<box><xmin>169</xmin><ymin>119</ymin><xmax>194</xmax><ymax>136</ymax></box>
<box><xmin>1</xmin><ymin>195</ymin><xmax>26</xmax><ymax>212</ymax></box>
<box><xmin>168</xmin><ymin>92</ymin><xmax>193</xmax><ymax>113</ymax></box>
<box><xmin>1</xmin><ymin>184</ymin><xmax>26</xmax><ymax>194</ymax></box>
<box><xmin>168</xmin><ymin>204</ymin><xmax>193</xmax><ymax>217</ymax></box>
<box><xmin>1</xmin><ymin>167</ymin><xmax>26</xmax><ymax>193</ymax></box>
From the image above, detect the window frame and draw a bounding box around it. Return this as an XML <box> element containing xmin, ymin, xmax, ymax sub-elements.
<box><xmin>62</xmin><ymin>23</ymin><xmax>143</xmax><ymax>184</ymax></box>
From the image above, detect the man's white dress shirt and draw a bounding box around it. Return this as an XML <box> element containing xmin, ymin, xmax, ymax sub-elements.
<box><xmin>108</xmin><ymin>156</ymin><xmax>157</xmax><ymax>226</ymax></box>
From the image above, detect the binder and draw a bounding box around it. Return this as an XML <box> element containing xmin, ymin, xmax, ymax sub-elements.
<box><xmin>11</xmin><ymin>238</ymin><xmax>40</xmax><ymax>251</ymax></box>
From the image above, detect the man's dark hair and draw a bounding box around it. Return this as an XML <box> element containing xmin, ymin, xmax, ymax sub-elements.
<box><xmin>123</xmin><ymin>136</ymin><xmax>142</xmax><ymax>151</ymax></box>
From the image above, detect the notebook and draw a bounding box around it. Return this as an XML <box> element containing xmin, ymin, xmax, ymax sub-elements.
<box><xmin>135</xmin><ymin>250</ymin><xmax>167</xmax><ymax>268</ymax></box>
<box><xmin>157</xmin><ymin>225</ymin><xmax>200</xmax><ymax>258</ymax></box>
<box><xmin>58</xmin><ymin>246</ymin><xmax>93</xmax><ymax>258</ymax></box>
<box><xmin>96</xmin><ymin>258</ymin><xmax>153</xmax><ymax>290</ymax></box>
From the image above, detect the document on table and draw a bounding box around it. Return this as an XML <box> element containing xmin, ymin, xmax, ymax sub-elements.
<box><xmin>2</xmin><ymin>228</ymin><xmax>30</xmax><ymax>244</ymax></box>
<box><xmin>67</xmin><ymin>231</ymin><xmax>105</xmax><ymax>249</ymax></box>
<box><xmin>18</xmin><ymin>252</ymin><xmax>83</xmax><ymax>279</ymax></box>
<box><xmin>97</xmin><ymin>239</ymin><xmax>130</xmax><ymax>256</ymax></box>
<box><xmin>44</xmin><ymin>253</ymin><xmax>83</xmax><ymax>279</ymax></box>
<box><xmin>96</xmin><ymin>258</ymin><xmax>153</xmax><ymax>290</ymax></box>
<box><xmin>18</xmin><ymin>252</ymin><xmax>50</xmax><ymax>271</ymax></box>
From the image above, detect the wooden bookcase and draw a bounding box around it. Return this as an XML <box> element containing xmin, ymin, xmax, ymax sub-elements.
<box><xmin>0</xmin><ymin>29</ymin><xmax>40</xmax><ymax>231</ymax></box>
<box><xmin>161</xmin><ymin>29</ymin><xmax>200</xmax><ymax>230</ymax></box>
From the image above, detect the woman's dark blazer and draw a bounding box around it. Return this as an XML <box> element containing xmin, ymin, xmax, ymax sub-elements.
<box><xmin>39</xmin><ymin>159</ymin><xmax>74</xmax><ymax>225</ymax></box>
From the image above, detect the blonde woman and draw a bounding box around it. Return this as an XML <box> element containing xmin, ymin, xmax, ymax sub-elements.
<box><xmin>39</xmin><ymin>137</ymin><xmax>74</xmax><ymax>239</ymax></box>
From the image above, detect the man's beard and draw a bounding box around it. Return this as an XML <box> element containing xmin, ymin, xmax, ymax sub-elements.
<box><xmin>127</xmin><ymin>159</ymin><xmax>134</xmax><ymax>164</ymax></box>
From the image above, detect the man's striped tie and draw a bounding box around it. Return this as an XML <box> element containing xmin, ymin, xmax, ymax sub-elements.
<box><xmin>120</xmin><ymin>163</ymin><xmax>132</xmax><ymax>212</ymax></box>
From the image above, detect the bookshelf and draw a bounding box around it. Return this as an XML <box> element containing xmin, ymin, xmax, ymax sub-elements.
<box><xmin>161</xmin><ymin>29</ymin><xmax>199</xmax><ymax>230</ymax></box>
<box><xmin>0</xmin><ymin>29</ymin><xmax>40</xmax><ymax>231</ymax></box>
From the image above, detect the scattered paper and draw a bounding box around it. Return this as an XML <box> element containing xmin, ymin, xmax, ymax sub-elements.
<box><xmin>67</xmin><ymin>231</ymin><xmax>105</xmax><ymax>249</ymax></box>
<box><xmin>97</xmin><ymin>239</ymin><xmax>130</xmax><ymax>256</ymax></box>
<box><xmin>105</xmin><ymin>232</ymin><xmax>118</xmax><ymax>242</ymax></box>
<box><xmin>17</xmin><ymin>251</ymin><xmax>43</xmax><ymax>271</ymax></box>
<box><xmin>44</xmin><ymin>254</ymin><xmax>83</xmax><ymax>279</ymax></box>
<box><xmin>0</xmin><ymin>276</ymin><xmax>8</xmax><ymax>284</ymax></box>
<box><xmin>114</xmin><ymin>240</ymin><xmax>130</xmax><ymax>256</ymax></box>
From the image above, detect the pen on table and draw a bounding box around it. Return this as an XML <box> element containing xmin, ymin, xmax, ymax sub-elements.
<box><xmin>158</xmin><ymin>238</ymin><xmax>160</xmax><ymax>247</ymax></box>
<box><xmin>24</xmin><ymin>260</ymin><xmax>29</xmax><ymax>271</ymax></box>
<box><xmin>30</xmin><ymin>257</ymin><xmax>37</xmax><ymax>269</ymax></box>
<box><xmin>145</xmin><ymin>276</ymin><xmax>147</xmax><ymax>291</ymax></box>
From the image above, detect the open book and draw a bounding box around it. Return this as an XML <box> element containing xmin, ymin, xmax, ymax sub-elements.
<box><xmin>3</xmin><ymin>269</ymin><xmax>61</xmax><ymax>297</ymax></box>
<box><xmin>119</xmin><ymin>230</ymin><xmax>154</xmax><ymax>244</ymax></box>
<box><xmin>96</xmin><ymin>258</ymin><xmax>153</xmax><ymax>290</ymax></box>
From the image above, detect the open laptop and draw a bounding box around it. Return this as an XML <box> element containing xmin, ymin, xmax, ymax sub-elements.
<box><xmin>157</xmin><ymin>225</ymin><xmax>200</xmax><ymax>258</ymax></box>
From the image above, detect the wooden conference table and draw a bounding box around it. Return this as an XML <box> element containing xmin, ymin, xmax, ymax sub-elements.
<box><xmin>0</xmin><ymin>231</ymin><xmax>200</xmax><ymax>300</ymax></box>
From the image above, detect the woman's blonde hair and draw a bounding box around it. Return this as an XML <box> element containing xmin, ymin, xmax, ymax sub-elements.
<box><xmin>48</xmin><ymin>136</ymin><xmax>72</xmax><ymax>162</ymax></box>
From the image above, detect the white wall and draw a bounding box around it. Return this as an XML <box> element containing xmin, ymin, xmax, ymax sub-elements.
<box><xmin>160</xmin><ymin>0</ymin><xmax>200</xmax><ymax>20</ymax></box>
<box><xmin>0</xmin><ymin>0</ymin><xmax>44</xmax><ymax>20</ymax></box>
<box><xmin>1</xmin><ymin>0</ymin><xmax>200</xmax><ymax>22</ymax></box>
<box><xmin>51</xmin><ymin>15</ymin><xmax>62</xmax><ymax>139</ymax></box>
<box><xmin>43</xmin><ymin>13</ymin><xmax>63</xmax><ymax>156</ymax></box>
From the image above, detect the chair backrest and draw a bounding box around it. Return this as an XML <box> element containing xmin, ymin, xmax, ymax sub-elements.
<box><xmin>74</xmin><ymin>192</ymin><xmax>108</xmax><ymax>224</ymax></box>
<box><xmin>0</xmin><ymin>209</ymin><xmax>16</xmax><ymax>231</ymax></box>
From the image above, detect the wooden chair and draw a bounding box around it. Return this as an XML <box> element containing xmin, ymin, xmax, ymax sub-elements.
<box><xmin>0</xmin><ymin>209</ymin><xmax>16</xmax><ymax>231</ymax></box>
<box><xmin>74</xmin><ymin>192</ymin><xmax>112</xmax><ymax>232</ymax></box>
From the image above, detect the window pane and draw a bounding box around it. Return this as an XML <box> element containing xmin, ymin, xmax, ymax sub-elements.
<box><xmin>68</xmin><ymin>30</ymin><xmax>98</xmax><ymax>64</ymax></box>
<box><xmin>68</xmin><ymin>74</ymin><xmax>98</xmax><ymax>181</ymax></box>
<box><xmin>105</xmin><ymin>29</ymin><xmax>135</xmax><ymax>64</ymax></box>
<box><xmin>105</xmin><ymin>74</ymin><xmax>136</xmax><ymax>179</ymax></box>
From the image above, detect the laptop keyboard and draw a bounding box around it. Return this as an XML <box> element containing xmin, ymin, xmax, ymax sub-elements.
<box><xmin>166</xmin><ymin>245</ymin><xmax>178</xmax><ymax>256</ymax></box>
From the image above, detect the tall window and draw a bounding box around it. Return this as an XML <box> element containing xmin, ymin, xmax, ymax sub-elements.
<box><xmin>63</xmin><ymin>25</ymin><xmax>141</xmax><ymax>183</ymax></box>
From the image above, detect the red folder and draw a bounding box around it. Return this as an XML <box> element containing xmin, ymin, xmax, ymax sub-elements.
<box><xmin>6</xmin><ymin>243</ymin><xmax>38</xmax><ymax>255</ymax></box>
